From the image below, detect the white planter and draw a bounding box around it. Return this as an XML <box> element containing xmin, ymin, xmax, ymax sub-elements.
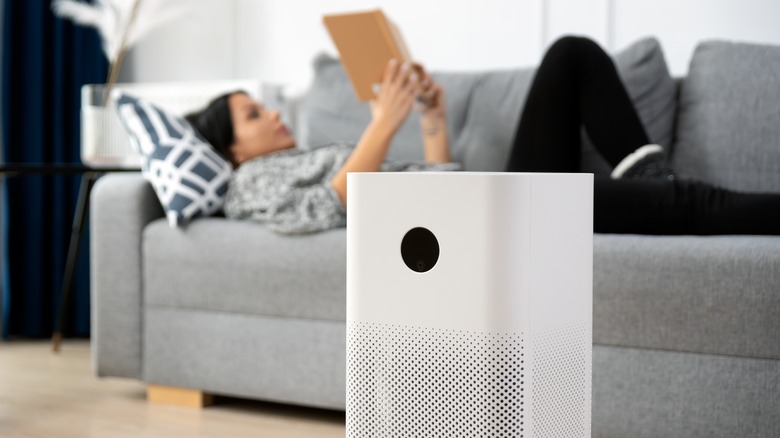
<box><xmin>81</xmin><ymin>85</ymin><xmax>142</xmax><ymax>168</ymax></box>
<box><xmin>80</xmin><ymin>80</ymin><xmax>272</xmax><ymax>168</ymax></box>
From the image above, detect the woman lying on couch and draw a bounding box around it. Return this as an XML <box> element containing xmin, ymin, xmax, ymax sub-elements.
<box><xmin>185</xmin><ymin>36</ymin><xmax>780</xmax><ymax>235</ymax></box>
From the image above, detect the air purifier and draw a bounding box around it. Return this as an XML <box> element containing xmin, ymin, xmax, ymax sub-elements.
<box><xmin>346</xmin><ymin>172</ymin><xmax>593</xmax><ymax>437</ymax></box>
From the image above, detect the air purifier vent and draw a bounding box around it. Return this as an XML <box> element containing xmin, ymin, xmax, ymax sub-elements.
<box><xmin>347</xmin><ymin>321</ymin><xmax>526</xmax><ymax>437</ymax></box>
<box><xmin>532</xmin><ymin>322</ymin><xmax>590</xmax><ymax>437</ymax></box>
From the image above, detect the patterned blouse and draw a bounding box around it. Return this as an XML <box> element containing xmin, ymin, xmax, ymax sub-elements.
<box><xmin>224</xmin><ymin>143</ymin><xmax>461</xmax><ymax>234</ymax></box>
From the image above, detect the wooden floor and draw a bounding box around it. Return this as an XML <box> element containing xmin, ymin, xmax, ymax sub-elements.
<box><xmin>0</xmin><ymin>340</ymin><xmax>345</xmax><ymax>437</ymax></box>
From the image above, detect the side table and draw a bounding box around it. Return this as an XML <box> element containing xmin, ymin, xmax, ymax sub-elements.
<box><xmin>0</xmin><ymin>164</ymin><xmax>139</xmax><ymax>351</ymax></box>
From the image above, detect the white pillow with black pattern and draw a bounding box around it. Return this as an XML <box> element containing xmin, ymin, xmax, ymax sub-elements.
<box><xmin>114</xmin><ymin>90</ymin><xmax>232</xmax><ymax>227</ymax></box>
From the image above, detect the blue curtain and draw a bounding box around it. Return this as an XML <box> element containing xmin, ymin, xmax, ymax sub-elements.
<box><xmin>1</xmin><ymin>0</ymin><xmax>108</xmax><ymax>338</ymax></box>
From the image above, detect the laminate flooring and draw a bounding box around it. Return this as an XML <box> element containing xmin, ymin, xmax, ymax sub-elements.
<box><xmin>0</xmin><ymin>340</ymin><xmax>345</xmax><ymax>437</ymax></box>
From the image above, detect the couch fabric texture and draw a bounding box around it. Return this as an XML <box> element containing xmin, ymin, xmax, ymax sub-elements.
<box><xmin>92</xmin><ymin>37</ymin><xmax>780</xmax><ymax>437</ymax></box>
<box><xmin>672</xmin><ymin>40</ymin><xmax>780</xmax><ymax>192</ymax></box>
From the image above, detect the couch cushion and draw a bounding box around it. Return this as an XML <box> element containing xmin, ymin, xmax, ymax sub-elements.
<box><xmin>299</xmin><ymin>37</ymin><xmax>676</xmax><ymax>172</ymax></box>
<box><xmin>672</xmin><ymin>40</ymin><xmax>780</xmax><ymax>192</ymax></box>
<box><xmin>144</xmin><ymin>216</ymin><xmax>780</xmax><ymax>360</ymax></box>
<box><xmin>594</xmin><ymin>234</ymin><xmax>780</xmax><ymax>360</ymax></box>
<box><xmin>300</xmin><ymin>54</ymin><xmax>522</xmax><ymax>169</ymax></box>
<box><xmin>593</xmin><ymin>345</ymin><xmax>780</xmax><ymax>438</ymax></box>
<box><xmin>451</xmin><ymin>69</ymin><xmax>535</xmax><ymax>170</ymax></box>
<box><xmin>144</xmin><ymin>307</ymin><xmax>347</xmax><ymax>409</ymax></box>
<box><xmin>143</xmin><ymin>218</ymin><xmax>347</xmax><ymax>322</ymax></box>
<box><xmin>300</xmin><ymin>54</ymin><xmax>480</xmax><ymax>163</ymax></box>
<box><xmin>582</xmin><ymin>37</ymin><xmax>677</xmax><ymax>174</ymax></box>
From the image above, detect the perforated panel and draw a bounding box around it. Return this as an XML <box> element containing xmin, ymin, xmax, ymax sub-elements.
<box><xmin>347</xmin><ymin>322</ymin><xmax>527</xmax><ymax>437</ymax></box>
<box><xmin>532</xmin><ymin>322</ymin><xmax>590</xmax><ymax>437</ymax></box>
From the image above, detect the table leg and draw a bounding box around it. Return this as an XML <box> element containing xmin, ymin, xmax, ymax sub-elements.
<box><xmin>51</xmin><ymin>172</ymin><xmax>97</xmax><ymax>352</ymax></box>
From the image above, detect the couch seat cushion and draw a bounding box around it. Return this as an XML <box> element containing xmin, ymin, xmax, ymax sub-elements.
<box><xmin>144</xmin><ymin>218</ymin><xmax>780</xmax><ymax>360</ymax></box>
<box><xmin>594</xmin><ymin>234</ymin><xmax>780</xmax><ymax>360</ymax></box>
<box><xmin>143</xmin><ymin>218</ymin><xmax>347</xmax><ymax>322</ymax></box>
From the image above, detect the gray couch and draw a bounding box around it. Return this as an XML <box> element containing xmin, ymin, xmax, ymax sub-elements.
<box><xmin>91</xmin><ymin>37</ymin><xmax>780</xmax><ymax>437</ymax></box>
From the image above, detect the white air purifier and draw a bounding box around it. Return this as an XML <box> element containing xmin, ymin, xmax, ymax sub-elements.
<box><xmin>346</xmin><ymin>172</ymin><xmax>593</xmax><ymax>437</ymax></box>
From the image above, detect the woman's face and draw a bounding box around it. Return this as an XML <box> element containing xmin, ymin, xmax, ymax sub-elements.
<box><xmin>228</xmin><ymin>92</ymin><xmax>295</xmax><ymax>165</ymax></box>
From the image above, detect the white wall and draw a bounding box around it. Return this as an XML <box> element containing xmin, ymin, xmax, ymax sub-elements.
<box><xmin>118</xmin><ymin>0</ymin><xmax>236</xmax><ymax>83</ymax></box>
<box><xmin>544</xmin><ymin>0</ymin><xmax>612</xmax><ymax>48</ymax></box>
<box><xmin>123</xmin><ymin>0</ymin><xmax>780</xmax><ymax>86</ymax></box>
<box><xmin>233</xmin><ymin>0</ymin><xmax>544</xmax><ymax>90</ymax></box>
<box><xmin>611</xmin><ymin>0</ymin><xmax>780</xmax><ymax>75</ymax></box>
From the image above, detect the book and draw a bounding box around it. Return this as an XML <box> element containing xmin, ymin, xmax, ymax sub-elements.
<box><xmin>323</xmin><ymin>9</ymin><xmax>414</xmax><ymax>101</ymax></box>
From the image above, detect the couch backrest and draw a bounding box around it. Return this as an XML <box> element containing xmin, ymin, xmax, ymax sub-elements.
<box><xmin>672</xmin><ymin>40</ymin><xmax>780</xmax><ymax>192</ymax></box>
<box><xmin>288</xmin><ymin>37</ymin><xmax>677</xmax><ymax>173</ymax></box>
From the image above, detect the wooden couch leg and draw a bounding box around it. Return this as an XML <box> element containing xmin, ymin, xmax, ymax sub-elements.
<box><xmin>147</xmin><ymin>384</ymin><xmax>214</xmax><ymax>408</ymax></box>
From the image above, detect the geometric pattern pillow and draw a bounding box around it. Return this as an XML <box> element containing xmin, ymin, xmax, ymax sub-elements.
<box><xmin>113</xmin><ymin>90</ymin><xmax>232</xmax><ymax>227</ymax></box>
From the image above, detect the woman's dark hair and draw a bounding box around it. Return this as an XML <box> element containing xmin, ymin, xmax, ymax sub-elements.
<box><xmin>184</xmin><ymin>90</ymin><xmax>247</xmax><ymax>163</ymax></box>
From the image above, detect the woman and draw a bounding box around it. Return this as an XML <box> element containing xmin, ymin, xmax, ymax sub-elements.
<box><xmin>186</xmin><ymin>36</ymin><xmax>780</xmax><ymax>235</ymax></box>
<box><xmin>186</xmin><ymin>54</ymin><xmax>459</xmax><ymax>234</ymax></box>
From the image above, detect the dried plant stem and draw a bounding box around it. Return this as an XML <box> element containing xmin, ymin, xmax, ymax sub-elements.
<box><xmin>103</xmin><ymin>49</ymin><xmax>126</xmax><ymax>105</ymax></box>
<box><xmin>101</xmin><ymin>0</ymin><xmax>144</xmax><ymax>106</ymax></box>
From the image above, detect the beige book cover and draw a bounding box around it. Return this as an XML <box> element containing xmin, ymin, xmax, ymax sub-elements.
<box><xmin>323</xmin><ymin>9</ymin><xmax>413</xmax><ymax>101</ymax></box>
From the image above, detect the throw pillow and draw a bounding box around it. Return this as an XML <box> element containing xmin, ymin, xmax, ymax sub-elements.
<box><xmin>613</xmin><ymin>37</ymin><xmax>677</xmax><ymax>153</ymax></box>
<box><xmin>581</xmin><ymin>37</ymin><xmax>677</xmax><ymax>174</ymax></box>
<box><xmin>299</xmin><ymin>54</ymin><xmax>372</xmax><ymax>150</ymax></box>
<box><xmin>451</xmin><ymin>69</ymin><xmax>535</xmax><ymax>171</ymax></box>
<box><xmin>672</xmin><ymin>40</ymin><xmax>780</xmax><ymax>192</ymax></box>
<box><xmin>113</xmin><ymin>91</ymin><xmax>231</xmax><ymax>227</ymax></box>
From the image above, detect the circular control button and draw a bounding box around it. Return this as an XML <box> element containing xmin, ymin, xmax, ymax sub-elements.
<box><xmin>401</xmin><ymin>227</ymin><xmax>439</xmax><ymax>273</ymax></box>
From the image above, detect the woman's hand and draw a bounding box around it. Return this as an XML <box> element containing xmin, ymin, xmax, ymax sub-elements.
<box><xmin>332</xmin><ymin>59</ymin><xmax>416</xmax><ymax>207</ymax></box>
<box><xmin>416</xmin><ymin>70</ymin><xmax>447</xmax><ymax>122</ymax></box>
<box><xmin>369</xmin><ymin>59</ymin><xmax>418</xmax><ymax>136</ymax></box>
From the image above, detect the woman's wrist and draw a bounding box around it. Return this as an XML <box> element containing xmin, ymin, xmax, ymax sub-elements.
<box><xmin>420</xmin><ymin>113</ymin><xmax>451</xmax><ymax>163</ymax></box>
<box><xmin>366</xmin><ymin>117</ymin><xmax>399</xmax><ymax>144</ymax></box>
<box><xmin>420</xmin><ymin>113</ymin><xmax>447</xmax><ymax>137</ymax></box>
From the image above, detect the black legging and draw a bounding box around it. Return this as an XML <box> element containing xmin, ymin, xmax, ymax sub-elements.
<box><xmin>506</xmin><ymin>36</ymin><xmax>780</xmax><ymax>235</ymax></box>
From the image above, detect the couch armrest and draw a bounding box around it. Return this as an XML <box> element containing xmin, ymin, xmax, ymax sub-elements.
<box><xmin>90</xmin><ymin>173</ymin><xmax>163</xmax><ymax>379</ymax></box>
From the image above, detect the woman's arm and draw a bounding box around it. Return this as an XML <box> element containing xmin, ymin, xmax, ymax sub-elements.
<box><xmin>418</xmin><ymin>79</ymin><xmax>450</xmax><ymax>163</ymax></box>
<box><xmin>330</xmin><ymin>59</ymin><xmax>419</xmax><ymax>205</ymax></box>
<box><xmin>420</xmin><ymin>84</ymin><xmax>452</xmax><ymax>163</ymax></box>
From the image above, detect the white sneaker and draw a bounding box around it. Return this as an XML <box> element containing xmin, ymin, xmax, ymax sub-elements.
<box><xmin>611</xmin><ymin>144</ymin><xmax>675</xmax><ymax>180</ymax></box>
